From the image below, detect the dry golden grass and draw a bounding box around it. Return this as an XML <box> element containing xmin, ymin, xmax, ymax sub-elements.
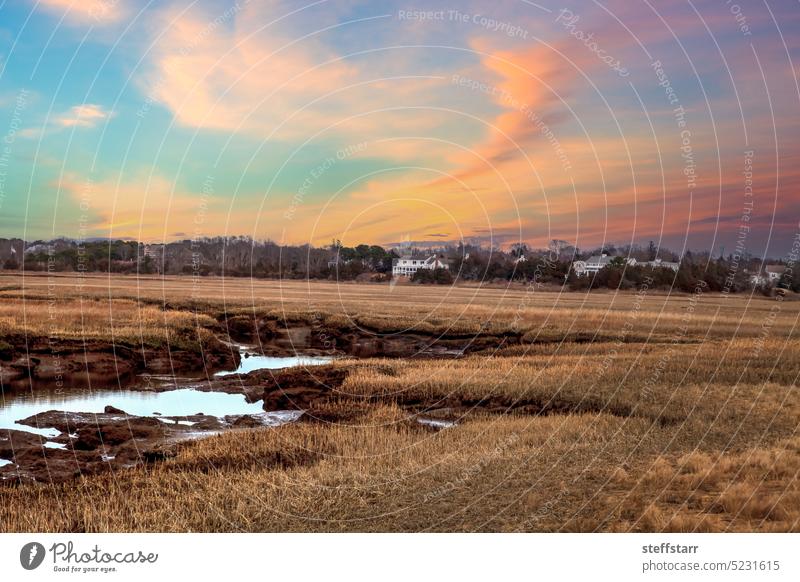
<box><xmin>0</xmin><ymin>297</ymin><xmax>217</xmax><ymax>348</ymax></box>
<box><xmin>603</xmin><ymin>437</ymin><xmax>800</xmax><ymax>532</ymax></box>
<box><xmin>0</xmin><ymin>273</ymin><xmax>798</xmax><ymax>532</ymax></box>
<box><xmin>0</xmin><ymin>409</ymin><xmax>656</xmax><ymax>532</ymax></box>
<box><xmin>2</xmin><ymin>272</ymin><xmax>797</xmax><ymax>340</ymax></box>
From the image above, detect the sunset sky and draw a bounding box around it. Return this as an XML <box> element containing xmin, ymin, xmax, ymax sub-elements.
<box><xmin>0</xmin><ymin>0</ymin><xmax>798</xmax><ymax>255</ymax></box>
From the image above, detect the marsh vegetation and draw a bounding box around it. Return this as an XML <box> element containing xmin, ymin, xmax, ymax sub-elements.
<box><xmin>0</xmin><ymin>273</ymin><xmax>798</xmax><ymax>532</ymax></box>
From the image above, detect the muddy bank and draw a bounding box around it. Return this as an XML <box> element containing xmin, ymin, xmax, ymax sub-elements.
<box><xmin>0</xmin><ymin>336</ymin><xmax>239</xmax><ymax>388</ymax></box>
<box><xmin>1</xmin><ymin>315</ymin><xmax>674</xmax><ymax>486</ymax></box>
<box><xmin>0</xmin><ymin>309</ymin><xmax>590</xmax><ymax>391</ymax></box>
<box><xmin>0</xmin><ymin>313</ymin><xmax>488</xmax><ymax>389</ymax></box>
<box><xmin>219</xmin><ymin>313</ymin><xmax>679</xmax><ymax>361</ymax></box>
<box><xmin>0</xmin><ymin>357</ymin><xmax>677</xmax><ymax>485</ymax></box>
<box><xmin>0</xmin><ymin>409</ymin><xmax>176</xmax><ymax>484</ymax></box>
<box><xmin>253</xmin><ymin>366</ymin><xmax>681</xmax><ymax>427</ymax></box>
<box><xmin>221</xmin><ymin>314</ymin><xmax>515</xmax><ymax>358</ymax></box>
<box><xmin>0</xmin><ymin>406</ymin><xmax>301</xmax><ymax>485</ymax></box>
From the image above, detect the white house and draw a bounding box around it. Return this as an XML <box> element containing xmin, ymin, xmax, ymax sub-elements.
<box><xmin>752</xmin><ymin>265</ymin><xmax>786</xmax><ymax>286</ymax></box>
<box><xmin>645</xmin><ymin>258</ymin><xmax>680</xmax><ymax>272</ymax></box>
<box><xmin>572</xmin><ymin>254</ymin><xmax>637</xmax><ymax>276</ymax></box>
<box><xmin>392</xmin><ymin>255</ymin><xmax>449</xmax><ymax>277</ymax></box>
<box><xmin>327</xmin><ymin>256</ymin><xmax>350</xmax><ymax>269</ymax></box>
<box><xmin>23</xmin><ymin>242</ymin><xmax>50</xmax><ymax>255</ymax></box>
<box><xmin>765</xmin><ymin>265</ymin><xmax>786</xmax><ymax>282</ymax></box>
<box><xmin>142</xmin><ymin>244</ymin><xmax>163</xmax><ymax>260</ymax></box>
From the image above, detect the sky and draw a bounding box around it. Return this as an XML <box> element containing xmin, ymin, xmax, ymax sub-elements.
<box><xmin>0</xmin><ymin>0</ymin><xmax>798</xmax><ymax>256</ymax></box>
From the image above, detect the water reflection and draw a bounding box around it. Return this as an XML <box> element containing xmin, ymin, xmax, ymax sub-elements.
<box><xmin>0</xmin><ymin>387</ymin><xmax>264</xmax><ymax>437</ymax></box>
<box><xmin>1</xmin><ymin>352</ymin><xmax>329</xmax><ymax>439</ymax></box>
<box><xmin>214</xmin><ymin>351</ymin><xmax>333</xmax><ymax>377</ymax></box>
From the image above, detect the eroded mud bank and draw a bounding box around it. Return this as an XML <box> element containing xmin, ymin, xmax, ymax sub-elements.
<box><xmin>0</xmin><ymin>337</ymin><xmax>238</xmax><ymax>389</ymax></box>
<box><xmin>0</xmin><ymin>312</ymin><xmax>514</xmax><ymax>389</ymax></box>
<box><xmin>0</xmin><ymin>314</ymin><xmax>621</xmax><ymax>485</ymax></box>
<box><xmin>221</xmin><ymin>314</ymin><xmax>498</xmax><ymax>358</ymax></box>
<box><xmin>0</xmin><ymin>406</ymin><xmax>303</xmax><ymax>484</ymax></box>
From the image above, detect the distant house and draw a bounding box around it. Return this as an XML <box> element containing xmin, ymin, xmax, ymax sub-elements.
<box><xmin>392</xmin><ymin>255</ymin><xmax>449</xmax><ymax>277</ymax></box>
<box><xmin>645</xmin><ymin>258</ymin><xmax>680</xmax><ymax>272</ymax></box>
<box><xmin>327</xmin><ymin>256</ymin><xmax>348</xmax><ymax>269</ymax></box>
<box><xmin>143</xmin><ymin>244</ymin><xmax>163</xmax><ymax>260</ymax></box>
<box><xmin>140</xmin><ymin>244</ymin><xmax>165</xmax><ymax>273</ymax></box>
<box><xmin>572</xmin><ymin>254</ymin><xmax>636</xmax><ymax>276</ymax></box>
<box><xmin>752</xmin><ymin>265</ymin><xmax>786</xmax><ymax>286</ymax></box>
<box><xmin>23</xmin><ymin>242</ymin><xmax>50</xmax><ymax>255</ymax></box>
<box><xmin>765</xmin><ymin>265</ymin><xmax>786</xmax><ymax>282</ymax></box>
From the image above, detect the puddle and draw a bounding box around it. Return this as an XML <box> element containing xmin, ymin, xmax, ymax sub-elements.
<box><xmin>1</xmin><ymin>349</ymin><xmax>327</xmax><ymax>441</ymax></box>
<box><xmin>0</xmin><ymin>386</ymin><xmax>266</xmax><ymax>437</ymax></box>
<box><xmin>0</xmin><ymin>459</ymin><xmax>13</xmax><ymax>468</ymax></box>
<box><xmin>417</xmin><ymin>418</ymin><xmax>457</xmax><ymax>429</ymax></box>
<box><xmin>214</xmin><ymin>347</ymin><xmax>334</xmax><ymax>377</ymax></box>
<box><xmin>156</xmin><ymin>418</ymin><xmax>197</xmax><ymax>426</ymax></box>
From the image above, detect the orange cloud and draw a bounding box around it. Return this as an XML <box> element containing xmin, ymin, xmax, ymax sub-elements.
<box><xmin>58</xmin><ymin>172</ymin><xmax>210</xmax><ymax>240</ymax></box>
<box><xmin>251</xmin><ymin>39</ymin><xmax>594</xmax><ymax>248</ymax></box>
<box><xmin>113</xmin><ymin>1</ymin><xmax>798</xmax><ymax>252</ymax></box>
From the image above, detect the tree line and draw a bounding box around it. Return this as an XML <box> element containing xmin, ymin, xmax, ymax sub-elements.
<box><xmin>1</xmin><ymin>236</ymin><xmax>796</xmax><ymax>294</ymax></box>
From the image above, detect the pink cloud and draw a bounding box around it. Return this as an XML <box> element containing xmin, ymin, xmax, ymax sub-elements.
<box><xmin>138</xmin><ymin>3</ymin><xmax>462</xmax><ymax>145</ymax></box>
<box><xmin>55</xmin><ymin>104</ymin><xmax>113</xmax><ymax>128</ymax></box>
<box><xmin>34</xmin><ymin>0</ymin><xmax>126</xmax><ymax>25</ymax></box>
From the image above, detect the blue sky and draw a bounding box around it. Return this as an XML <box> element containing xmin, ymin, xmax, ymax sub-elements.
<box><xmin>1</xmin><ymin>0</ymin><xmax>799</xmax><ymax>256</ymax></box>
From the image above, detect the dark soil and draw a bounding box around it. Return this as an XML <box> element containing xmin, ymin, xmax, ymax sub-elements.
<box><xmin>0</xmin><ymin>336</ymin><xmax>239</xmax><ymax>389</ymax></box>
